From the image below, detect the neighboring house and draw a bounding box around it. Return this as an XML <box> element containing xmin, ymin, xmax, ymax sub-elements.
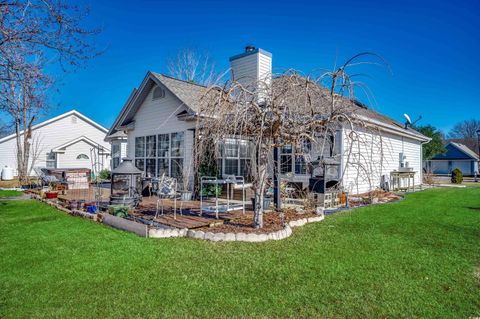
<box><xmin>0</xmin><ymin>110</ymin><xmax>111</xmax><ymax>176</ymax></box>
<box><xmin>424</xmin><ymin>142</ymin><xmax>479</xmax><ymax>176</ymax></box>
<box><xmin>106</xmin><ymin>46</ymin><xmax>430</xmax><ymax>194</ymax></box>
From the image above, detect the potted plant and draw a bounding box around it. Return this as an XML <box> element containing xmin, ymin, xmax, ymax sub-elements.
<box><xmin>45</xmin><ymin>181</ymin><xmax>59</xmax><ymax>199</ymax></box>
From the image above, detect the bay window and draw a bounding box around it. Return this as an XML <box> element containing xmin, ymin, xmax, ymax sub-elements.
<box><xmin>134</xmin><ymin>132</ymin><xmax>185</xmax><ymax>178</ymax></box>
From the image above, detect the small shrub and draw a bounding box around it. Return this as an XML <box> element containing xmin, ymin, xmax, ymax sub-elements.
<box><xmin>451</xmin><ymin>168</ymin><xmax>463</xmax><ymax>184</ymax></box>
<box><xmin>99</xmin><ymin>169</ymin><xmax>111</xmax><ymax>180</ymax></box>
<box><xmin>108</xmin><ymin>205</ymin><xmax>129</xmax><ymax>218</ymax></box>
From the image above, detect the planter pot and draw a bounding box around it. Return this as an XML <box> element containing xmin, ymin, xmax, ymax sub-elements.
<box><xmin>45</xmin><ymin>191</ymin><xmax>58</xmax><ymax>199</ymax></box>
<box><xmin>251</xmin><ymin>197</ymin><xmax>272</xmax><ymax>210</ymax></box>
<box><xmin>180</xmin><ymin>191</ymin><xmax>193</xmax><ymax>201</ymax></box>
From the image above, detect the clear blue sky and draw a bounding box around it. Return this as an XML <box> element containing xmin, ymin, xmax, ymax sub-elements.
<box><xmin>48</xmin><ymin>0</ymin><xmax>479</xmax><ymax>133</ymax></box>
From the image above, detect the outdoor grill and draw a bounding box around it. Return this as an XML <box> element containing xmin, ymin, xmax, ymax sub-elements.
<box><xmin>110</xmin><ymin>158</ymin><xmax>143</xmax><ymax>207</ymax></box>
<box><xmin>308</xmin><ymin>158</ymin><xmax>341</xmax><ymax>193</ymax></box>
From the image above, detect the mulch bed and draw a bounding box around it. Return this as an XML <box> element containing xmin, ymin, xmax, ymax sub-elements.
<box><xmin>198</xmin><ymin>208</ymin><xmax>319</xmax><ymax>234</ymax></box>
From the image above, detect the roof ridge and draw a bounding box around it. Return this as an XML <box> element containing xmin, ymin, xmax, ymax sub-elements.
<box><xmin>151</xmin><ymin>72</ymin><xmax>208</xmax><ymax>88</ymax></box>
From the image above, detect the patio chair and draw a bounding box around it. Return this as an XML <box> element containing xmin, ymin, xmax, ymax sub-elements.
<box><xmin>155</xmin><ymin>174</ymin><xmax>183</xmax><ymax>220</ymax></box>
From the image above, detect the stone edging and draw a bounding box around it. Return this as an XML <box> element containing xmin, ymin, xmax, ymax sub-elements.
<box><xmin>148</xmin><ymin>214</ymin><xmax>325</xmax><ymax>242</ymax></box>
<box><xmin>30</xmin><ymin>194</ymin><xmax>326</xmax><ymax>242</ymax></box>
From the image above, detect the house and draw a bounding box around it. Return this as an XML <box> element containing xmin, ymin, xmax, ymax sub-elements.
<box><xmin>0</xmin><ymin>110</ymin><xmax>111</xmax><ymax>176</ymax></box>
<box><xmin>106</xmin><ymin>46</ymin><xmax>430</xmax><ymax>195</ymax></box>
<box><xmin>424</xmin><ymin>142</ymin><xmax>479</xmax><ymax>176</ymax></box>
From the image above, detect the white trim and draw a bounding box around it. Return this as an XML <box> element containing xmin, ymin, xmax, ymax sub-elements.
<box><xmin>357</xmin><ymin>115</ymin><xmax>431</xmax><ymax>142</ymax></box>
<box><xmin>0</xmin><ymin>110</ymin><xmax>108</xmax><ymax>144</ymax></box>
<box><xmin>52</xmin><ymin>135</ymin><xmax>110</xmax><ymax>154</ymax></box>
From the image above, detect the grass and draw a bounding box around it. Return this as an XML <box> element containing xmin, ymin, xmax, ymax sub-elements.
<box><xmin>0</xmin><ymin>189</ymin><xmax>23</xmax><ymax>197</ymax></box>
<box><xmin>1</xmin><ymin>187</ymin><xmax>479</xmax><ymax>318</ymax></box>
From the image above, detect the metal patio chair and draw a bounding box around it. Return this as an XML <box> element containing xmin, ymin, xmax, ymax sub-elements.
<box><xmin>155</xmin><ymin>174</ymin><xmax>183</xmax><ymax>220</ymax></box>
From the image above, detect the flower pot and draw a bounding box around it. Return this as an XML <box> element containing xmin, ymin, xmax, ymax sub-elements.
<box><xmin>180</xmin><ymin>191</ymin><xmax>193</xmax><ymax>201</ymax></box>
<box><xmin>45</xmin><ymin>191</ymin><xmax>58</xmax><ymax>199</ymax></box>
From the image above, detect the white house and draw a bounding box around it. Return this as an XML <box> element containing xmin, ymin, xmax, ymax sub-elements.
<box><xmin>106</xmin><ymin>46</ymin><xmax>430</xmax><ymax>194</ymax></box>
<box><xmin>0</xmin><ymin>110</ymin><xmax>111</xmax><ymax>176</ymax></box>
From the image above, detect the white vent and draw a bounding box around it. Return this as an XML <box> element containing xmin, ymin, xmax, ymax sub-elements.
<box><xmin>71</xmin><ymin>116</ymin><xmax>77</xmax><ymax>124</ymax></box>
<box><xmin>153</xmin><ymin>86</ymin><xmax>165</xmax><ymax>100</ymax></box>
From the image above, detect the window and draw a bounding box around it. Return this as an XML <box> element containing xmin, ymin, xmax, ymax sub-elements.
<box><xmin>46</xmin><ymin>152</ymin><xmax>56</xmax><ymax>168</ymax></box>
<box><xmin>219</xmin><ymin>138</ymin><xmax>252</xmax><ymax>179</ymax></box>
<box><xmin>280</xmin><ymin>145</ymin><xmax>293</xmax><ymax>174</ymax></box>
<box><xmin>134</xmin><ymin>132</ymin><xmax>185</xmax><ymax>178</ymax></box>
<box><xmin>112</xmin><ymin>144</ymin><xmax>121</xmax><ymax>169</ymax></box>
<box><xmin>152</xmin><ymin>86</ymin><xmax>165</xmax><ymax>100</ymax></box>
<box><xmin>280</xmin><ymin>140</ymin><xmax>311</xmax><ymax>174</ymax></box>
<box><xmin>76</xmin><ymin>154</ymin><xmax>89</xmax><ymax>160</ymax></box>
<box><xmin>135</xmin><ymin>136</ymin><xmax>145</xmax><ymax>157</ymax></box>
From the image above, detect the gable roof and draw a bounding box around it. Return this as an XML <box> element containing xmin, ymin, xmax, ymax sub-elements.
<box><xmin>109</xmin><ymin>72</ymin><xmax>429</xmax><ymax>142</ymax></box>
<box><xmin>106</xmin><ymin>72</ymin><xmax>212</xmax><ymax>138</ymax></box>
<box><xmin>431</xmin><ymin>142</ymin><xmax>479</xmax><ymax>160</ymax></box>
<box><xmin>52</xmin><ymin>135</ymin><xmax>110</xmax><ymax>153</ymax></box>
<box><xmin>0</xmin><ymin>110</ymin><xmax>108</xmax><ymax>144</ymax></box>
<box><xmin>271</xmin><ymin>76</ymin><xmax>429</xmax><ymax>142</ymax></box>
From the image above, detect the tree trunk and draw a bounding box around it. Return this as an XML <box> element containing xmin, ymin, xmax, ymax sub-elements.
<box><xmin>253</xmin><ymin>157</ymin><xmax>268</xmax><ymax>228</ymax></box>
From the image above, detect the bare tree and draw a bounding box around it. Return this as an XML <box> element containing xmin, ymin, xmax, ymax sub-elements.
<box><xmin>448</xmin><ymin>119</ymin><xmax>480</xmax><ymax>139</ymax></box>
<box><xmin>166</xmin><ymin>48</ymin><xmax>221</xmax><ymax>86</ymax></box>
<box><xmin>195</xmin><ymin>54</ymin><xmax>384</xmax><ymax>228</ymax></box>
<box><xmin>0</xmin><ymin>0</ymin><xmax>101</xmax><ymax>179</ymax></box>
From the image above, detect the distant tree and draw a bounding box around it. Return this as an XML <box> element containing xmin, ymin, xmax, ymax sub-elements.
<box><xmin>415</xmin><ymin>125</ymin><xmax>446</xmax><ymax>160</ymax></box>
<box><xmin>166</xmin><ymin>48</ymin><xmax>221</xmax><ymax>86</ymax></box>
<box><xmin>0</xmin><ymin>0</ymin><xmax>101</xmax><ymax>179</ymax></box>
<box><xmin>448</xmin><ymin>119</ymin><xmax>480</xmax><ymax>139</ymax></box>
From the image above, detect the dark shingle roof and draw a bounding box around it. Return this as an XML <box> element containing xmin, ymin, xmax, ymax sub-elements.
<box><xmin>151</xmin><ymin>73</ymin><xmax>210</xmax><ymax>114</ymax></box>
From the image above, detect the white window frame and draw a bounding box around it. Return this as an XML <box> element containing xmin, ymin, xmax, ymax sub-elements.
<box><xmin>134</xmin><ymin>132</ymin><xmax>185</xmax><ymax>179</ymax></box>
<box><xmin>46</xmin><ymin>152</ymin><xmax>57</xmax><ymax>168</ymax></box>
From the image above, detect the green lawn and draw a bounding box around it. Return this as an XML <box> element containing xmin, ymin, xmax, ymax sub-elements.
<box><xmin>0</xmin><ymin>189</ymin><xmax>23</xmax><ymax>197</ymax></box>
<box><xmin>1</xmin><ymin>188</ymin><xmax>479</xmax><ymax>318</ymax></box>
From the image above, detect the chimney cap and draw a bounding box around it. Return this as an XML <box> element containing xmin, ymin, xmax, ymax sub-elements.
<box><xmin>229</xmin><ymin>47</ymin><xmax>272</xmax><ymax>62</ymax></box>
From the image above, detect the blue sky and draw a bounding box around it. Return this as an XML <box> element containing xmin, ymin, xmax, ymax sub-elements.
<box><xmin>48</xmin><ymin>0</ymin><xmax>479</xmax><ymax>133</ymax></box>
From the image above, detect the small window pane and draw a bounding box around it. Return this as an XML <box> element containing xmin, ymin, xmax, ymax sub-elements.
<box><xmin>171</xmin><ymin>158</ymin><xmax>183</xmax><ymax>179</ymax></box>
<box><xmin>224</xmin><ymin>139</ymin><xmax>238</xmax><ymax>157</ymax></box>
<box><xmin>135</xmin><ymin>137</ymin><xmax>145</xmax><ymax>157</ymax></box>
<box><xmin>239</xmin><ymin>159</ymin><xmax>251</xmax><ymax>178</ymax></box>
<box><xmin>135</xmin><ymin>159</ymin><xmax>144</xmax><ymax>172</ymax></box>
<box><xmin>146</xmin><ymin>159</ymin><xmax>156</xmax><ymax>177</ymax></box>
<box><xmin>113</xmin><ymin>158</ymin><xmax>120</xmax><ymax>169</ymax></box>
<box><xmin>112</xmin><ymin>144</ymin><xmax>120</xmax><ymax>157</ymax></box>
<box><xmin>280</xmin><ymin>155</ymin><xmax>292</xmax><ymax>174</ymax></box>
<box><xmin>225</xmin><ymin>159</ymin><xmax>238</xmax><ymax>175</ymax></box>
<box><xmin>146</xmin><ymin>135</ymin><xmax>156</xmax><ymax>158</ymax></box>
<box><xmin>239</xmin><ymin>140</ymin><xmax>250</xmax><ymax>157</ymax></box>
<box><xmin>171</xmin><ymin>132</ymin><xmax>184</xmax><ymax>157</ymax></box>
<box><xmin>295</xmin><ymin>155</ymin><xmax>307</xmax><ymax>174</ymax></box>
<box><xmin>281</xmin><ymin>144</ymin><xmax>292</xmax><ymax>154</ymax></box>
<box><xmin>157</xmin><ymin>158</ymin><xmax>169</xmax><ymax>176</ymax></box>
<box><xmin>157</xmin><ymin>134</ymin><xmax>170</xmax><ymax>157</ymax></box>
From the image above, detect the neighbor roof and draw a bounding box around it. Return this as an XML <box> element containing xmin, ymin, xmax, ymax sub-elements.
<box><xmin>52</xmin><ymin>136</ymin><xmax>109</xmax><ymax>154</ymax></box>
<box><xmin>0</xmin><ymin>110</ymin><xmax>108</xmax><ymax>144</ymax></box>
